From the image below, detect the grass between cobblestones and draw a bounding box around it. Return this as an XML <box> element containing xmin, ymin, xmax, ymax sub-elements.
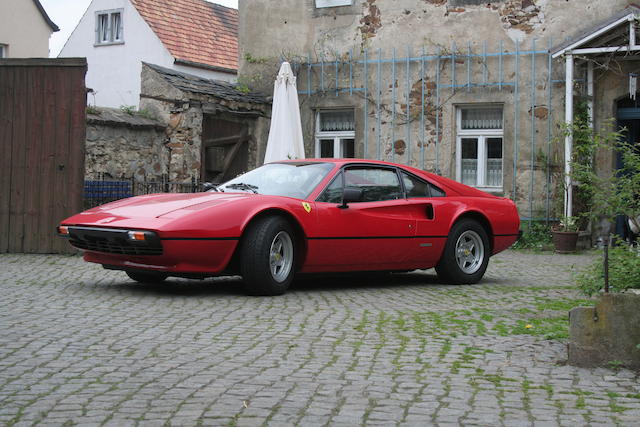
<box><xmin>1</xmin><ymin>250</ymin><xmax>639</xmax><ymax>426</ymax></box>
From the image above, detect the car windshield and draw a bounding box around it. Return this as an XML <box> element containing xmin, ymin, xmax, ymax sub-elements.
<box><xmin>215</xmin><ymin>162</ymin><xmax>334</xmax><ymax>199</ymax></box>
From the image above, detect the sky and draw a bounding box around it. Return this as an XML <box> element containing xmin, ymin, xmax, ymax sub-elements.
<box><xmin>40</xmin><ymin>0</ymin><xmax>239</xmax><ymax>57</ymax></box>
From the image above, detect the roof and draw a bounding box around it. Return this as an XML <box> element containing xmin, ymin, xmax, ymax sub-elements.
<box><xmin>145</xmin><ymin>62</ymin><xmax>267</xmax><ymax>104</ymax></box>
<box><xmin>552</xmin><ymin>5</ymin><xmax>640</xmax><ymax>58</ymax></box>
<box><xmin>87</xmin><ymin>106</ymin><xmax>166</xmax><ymax>130</ymax></box>
<box><xmin>130</xmin><ymin>0</ymin><xmax>238</xmax><ymax>73</ymax></box>
<box><xmin>32</xmin><ymin>0</ymin><xmax>59</xmax><ymax>32</ymax></box>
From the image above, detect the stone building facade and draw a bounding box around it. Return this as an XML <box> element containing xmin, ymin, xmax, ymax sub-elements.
<box><xmin>238</xmin><ymin>0</ymin><xmax>640</xmax><ymax>221</ymax></box>
<box><xmin>138</xmin><ymin>63</ymin><xmax>270</xmax><ymax>183</ymax></box>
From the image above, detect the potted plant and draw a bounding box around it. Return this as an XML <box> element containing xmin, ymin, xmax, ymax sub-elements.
<box><xmin>551</xmin><ymin>215</ymin><xmax>579</xmax><ymax>253</ymax></box>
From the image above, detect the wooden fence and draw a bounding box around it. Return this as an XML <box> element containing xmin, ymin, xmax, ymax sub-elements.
<box><xmin>0</xmin><ymin>58</ymin><xmax>87</xmax><ymax>253</ymax></box>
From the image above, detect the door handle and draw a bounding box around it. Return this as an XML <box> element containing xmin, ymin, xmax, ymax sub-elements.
<box><xmin>425</xmin><ymin>203</ymin><xmax>434</xmax><ymax>220</ymax></box>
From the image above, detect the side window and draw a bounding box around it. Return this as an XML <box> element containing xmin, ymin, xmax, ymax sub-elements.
<box><xmin>344</xmin><ymin>167</ymin><xmax>401</xmax><ymax>202</ymax></box>
<box><xmin>429</xmin><ymin>183</ymin><xmax>446</xmax><ymax>197</ymax></box>
<box><xmin>402</xmin><ymin>173</ymin><xmax>430</xmax><ymax>198</ymax></box>
<box><xmin>402</xmin><ymin>172</ymin><xmax>446</xmax><ymax>198</ymax></box>
<box><xmin>317</xmin><ymin>172</ymin><xmax>343</xmax><ymax>203</ymax></box>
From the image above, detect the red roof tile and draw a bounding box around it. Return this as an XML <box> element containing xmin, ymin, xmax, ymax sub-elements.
<box><xmin>130</xmin><ymin>0</ymin><xmax>238</xmax><ymax>72</ymax></box>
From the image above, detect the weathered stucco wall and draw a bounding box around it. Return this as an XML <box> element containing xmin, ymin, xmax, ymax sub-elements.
<box><xmin>239</xmin><ymin>0</ymin><xmax>630</xmax><ymax>90</ymax></box>
<box><xmin>239</xmin><ymin>0</ymin><xmax>635</xmax><ymax>219</ymax></box>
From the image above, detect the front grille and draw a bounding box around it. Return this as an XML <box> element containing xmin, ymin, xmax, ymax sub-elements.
<box><xmin>68</xmin><ymin>227</ymin><xmax>163</xmax><ymax>256</ymax></box>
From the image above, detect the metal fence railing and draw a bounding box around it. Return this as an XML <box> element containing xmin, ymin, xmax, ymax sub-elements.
<box><xmin>83</xmin><ymin>175</ymin><xmax>202</xmax><ymax>210</ymax></box>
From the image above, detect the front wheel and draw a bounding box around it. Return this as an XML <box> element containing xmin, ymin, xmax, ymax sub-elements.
<box><xmin>240</xmin><ymin>216</ymin><xmax>296</xmax><ymax>296</ymax></box>
<box><xmin>126</xmin><ymin>271</ymin><xmax>168</xmax><ymax>284</ymax></box>
<box><xmin>435</xmin><ymin>219</ymin><xmax>490</xmax><ymax>284</ymax></box>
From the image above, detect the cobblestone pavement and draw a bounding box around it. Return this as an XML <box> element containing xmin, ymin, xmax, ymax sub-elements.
<box><xmin>1</xmin><ymin>250</ymin><xmax>639</xmax><ymax>427</ymax></box>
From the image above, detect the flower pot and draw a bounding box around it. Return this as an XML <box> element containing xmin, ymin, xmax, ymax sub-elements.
<box><xmin>552</xmin><ymin>230</ymin><xmax>579</xmax><ymax>253</ymax></box>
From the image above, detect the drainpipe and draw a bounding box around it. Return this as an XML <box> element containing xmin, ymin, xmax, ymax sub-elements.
<box><xmin>587</xmin><ymin>61</ymin><xmax>594</xmax><ymax>127</ymax></box>
<box><xmin>564</xmin><ymin>54</ymin><xmax>574</xmax><ymax>219</ymax></box>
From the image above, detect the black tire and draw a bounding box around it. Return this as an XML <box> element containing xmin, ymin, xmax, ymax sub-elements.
<box><xmin>435</xmin><ymin>219</ymin><xmax>490</xmax><ymax>284</ymax></box>
<box><xmin>126</xmin><ymin>271</ymin><xmax>168</xmax><ymax>284</ymax></box>
<box><xmin>239</xmin><ymin>216</ymin><xmax>296</xmax><ymax>296</ymax></box>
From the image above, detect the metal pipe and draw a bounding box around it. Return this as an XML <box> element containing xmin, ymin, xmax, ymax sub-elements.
<box><xmin>499</xmin><ymin>40</ymin><xmax>504</xmax><ymax>91</ymax></box>
<box><xmin>436</xmin><ymin>47</ymin><xmax>441</xmax><ymax>173</ymax></box>
<box><xmin>452</xmin><ymin>42</ymin><xmax>457</xmax><ymax>95</ymax></box>
<box><xmin>483</xmin><ymin>40</ymin><xmax>487</xmax><ymax>91</ymax></box>
<box><xmin>377</xmin><ymin>48</ymin><xmax>382</xmax><ymax>160</ymax></box>
<box><xmin>421</xmin><ymin>46</ymin><xmax>425</xmax><ymax>170</ymax></box>
<box><xmin>604</xmin><ymin>235</ymin><xmax>610</xmax><ymax>293</ymax></box>
<box><xmin>512</xmin><ymin>40</ymin><xmax>520</xmax><ymax>202</ymax></box>
<box><xmin>546</xmin><ymin>38</ymin><xmax>553</xmax><ymax>224</ymax></box>
<box><xmin>564</xmin><ymin>54</ymin><xmax>574</xmax><ymax>218</ymax></box>
<box><xmin>530</xmin><ymin>39</ymin><xmax>536</xmax><ymax>223</ymax></box>
<box><xmin>364</xmin><ymin>48</ymin><xmax>368</xmax><ymax>158</ymax></box>
<box><xmin>335</xmin><ymin>57</ymin><xmax>339</xmax><ymax>97</ymax></box>
<box><xmin>349</xmin><ymin>49</ymin><xmax>353</xmax><ymax>96</ymax></box>
<box><xmin>467</xmin><ymin>41</ymin><xmax>471</xmax><ymax>92</ymax></box>
<box><xmin>392</xmin><ymin>47</ymin><xmax>397</xmax><ymax>163</ymax></box>
<box><xmin>406</xmin><ymin>45</ymin><xmax>411</xmax><ymax>165</ymax></box>
<box><xmin>587</xmin><ymin>60</ymin><xmax>594</xmax><ymax>127</ymax></box>
<box><xmin>320</xmin><ymin>55</ymin><xmax>324</xmax><ymax>93</ymax></box>
<box><xmin>307</xmin><ymin>53</ymin><xmax>311</xmax><ymax>97</ymax></box>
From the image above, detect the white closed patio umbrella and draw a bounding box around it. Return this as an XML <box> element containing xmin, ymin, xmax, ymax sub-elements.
<box><xmin>263</xmin><ymin>62</ymin><xmax>305</xmax><ymax>163</ymax></box>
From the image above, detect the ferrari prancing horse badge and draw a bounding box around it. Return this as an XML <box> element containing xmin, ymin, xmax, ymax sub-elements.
<box><xmin>302</xmin><ymin>202</ymin><xmax>311</xmax><ymax>213</ymax></box>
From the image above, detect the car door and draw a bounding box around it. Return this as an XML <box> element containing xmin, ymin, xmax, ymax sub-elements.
<box><xmin>303</xmin><ymin>165</ymin><xmax>417</xmax><ymax>272</ymax></box>
<box><xmin>399</xmin><ymin>171</ymin><xmax>453</xmax><ymax>266</ymax></box>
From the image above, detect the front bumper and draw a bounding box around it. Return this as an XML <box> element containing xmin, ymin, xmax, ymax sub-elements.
<box><xmin>61</xmin><ymin>226</ymin><xmax>239</xmax><ymax>274</ymax></box>
<box><xmin>66</xmin><ymin>226</ymin><xmax>163</xmax><ymax>256</ymax></box>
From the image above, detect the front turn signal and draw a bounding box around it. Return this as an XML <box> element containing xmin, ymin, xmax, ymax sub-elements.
<box><xmin>127</xmin><ymin>231</ymin><xmax>146</xmax><ymax>241</ymax></box>
<box><xmin>57</xmin><ymin>226</ymin><xmax>69</xmax><ymax>236</ymax></box>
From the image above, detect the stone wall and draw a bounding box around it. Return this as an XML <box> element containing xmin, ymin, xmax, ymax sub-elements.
<box><xmin>85</xmin><ymin>107</ymin><xmax>169</xmax><ymax>181</ymax></box>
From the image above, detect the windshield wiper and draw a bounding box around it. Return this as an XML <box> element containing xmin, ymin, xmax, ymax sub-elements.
<box><xmin>224</xmin><ymin>183</ymin><xmax>259</xmax><ymax>194</ymax></box>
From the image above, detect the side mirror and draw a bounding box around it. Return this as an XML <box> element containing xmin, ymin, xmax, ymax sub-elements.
<box><xmin>339</xmin><ymin>187</ymin><xmax>363</xmax><ymax>209</ymax></box>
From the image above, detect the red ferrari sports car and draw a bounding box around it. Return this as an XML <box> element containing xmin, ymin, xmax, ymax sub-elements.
<box><xmin>58</xmin><ymin>159</ymin><xmax>520</xmax><ymax>295</ymax></box>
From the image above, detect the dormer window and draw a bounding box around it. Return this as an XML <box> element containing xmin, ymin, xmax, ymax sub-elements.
<box><xmin>95</xmin><ymin>9</ymin><xmax>123</xmax><ymax>45</ymax></box>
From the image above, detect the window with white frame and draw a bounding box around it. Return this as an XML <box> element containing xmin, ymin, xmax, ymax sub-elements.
<box><xmin>315</xmin><ymin>0</ymin><xmax>352</xmax><ymax>7</ymax></box>
<box><xmin>315</xmin><ymin>110</ymin><xmax>355</xmax><ymax>158</ymax></box>
<box><xmin>95</xmin><ymin>9</ymin><xmax>123</xmax><ymax>45</ymax></box>
<box><xmin>456</xmin><ymin>106</ymin><xmax>503</xmax><ymax>190</ymax></box>
<box><xmin>0</xmin><ymin>44</ymin><xmax>6</xmax><ymax>58</ymax></box>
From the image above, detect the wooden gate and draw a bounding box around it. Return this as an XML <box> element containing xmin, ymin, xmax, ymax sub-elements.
<box><xmin>202</xmin><ymin>116</ymin><xmax>250</xmax><ymax>183</ymax></box>
<box><xmin>0</xmin><ymin>58</ymin><xmax>87</xmax><ymax>253</ymax></box>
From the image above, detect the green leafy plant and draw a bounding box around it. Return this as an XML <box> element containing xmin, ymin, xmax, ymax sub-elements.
<box><xmin>119</xmin><ymin>105</ymin><xmax>136</xmax><ymax>115</ymax></box>
<box><xmin>562</xmin><ymin>106</ymin><xmax>640</xmax><ymax>295</ymax></box>
<box><xmin>86</xmin><ymin>105</ymin><xmax>100</xmax><ymax>115</ymax></box>
<box><xmin>576</xmin><ymin>241</ymin><xmax>640</xmax><ymax>296</ymax></box>
<box><xmin>512</xmin><ymin>221</ymin><xmax>552</xmax><ymax>250</ymax></box>
<box><xmin>554</xmin><ymin>216</ymin><xmax>579</xmax><ymax>232</ymax></box>
<box><xmin>243</xmin><ymin>52</ymin><xmax>268</xmax><ymax>64</ymax></box>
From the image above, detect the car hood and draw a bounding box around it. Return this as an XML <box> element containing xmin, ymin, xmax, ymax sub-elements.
<box><xmin>82</xmin><ymin>192</ymin><xmax>253</xmax><ymax>219</ymax></box>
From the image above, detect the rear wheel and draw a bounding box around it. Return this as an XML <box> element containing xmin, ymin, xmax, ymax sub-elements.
<box><xmin>240</xmin><ymin>216</ymin><xmax>296</xmax><ymax>296</ymax></box>
<box><xmin>126</xmin><ymin>271</ymin><xmax>168</xmax><ymax>284</ymax></box>
<box><xmin>435</xmin><ymin>219</ymin><xmax>490</xmax><ymax>284</ymax></box>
